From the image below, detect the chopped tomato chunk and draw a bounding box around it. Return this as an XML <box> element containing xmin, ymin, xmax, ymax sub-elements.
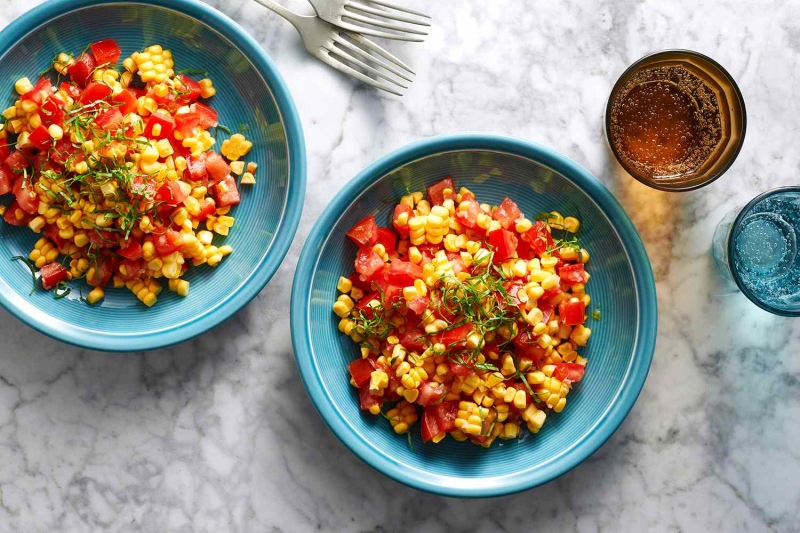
<box><xmin>552</xmin><ymin>363</ymin><xmax>585</xmax><ymax>383</ymax></box>
<box><xmin>68</xmin><ymin>52</ymin><xmax>96</xmax><ymax>86</ymax></box>
<box><xmin>204</xmin><ymin>151</ymin><xmax>230</xmax><ymax>183</ymax></box>
<box><xmin>559</xmin><ymin>263</ymin><xmax>587</xmax><ymax>284</ymax></box>
<box><xmin>354</xmin><ymin>246</ymin><xmax>384</xmax><ymax>282</ymax></box>
<box><xmin>143</xmin><ymin>112</ymin><xmax>175</xmax><ymax>140</ymax></box>
<box><xmin>90</xmin><ymin>39</ymin><xmax>122</xmax><ymax>65</ymax></box>
<box><xmin>559</xmin><ymin>298</ymin><xmax>586</xmax><ymax>326</ymax></box>
<box><xmin>493</xmin><ymin>197</ymin><xmax>522</xmax><ymax>230</ymax></box>
<box><xmin>488</xmin><ymin>228</ymin><xmax>518</xmax><ymax>262</ymax></box>
<box><xmin>392</xmin><ymin>204</ymin><xmax>412</xmax><ymax>236</ymax></box>
<box><xmin>347</xmin><ymin>215</ymin><xmax>379</xmax><ymax>247</ymax></box>
<box><xmin>427</xmin><ymin>177</ymin><xmax>455</xmax><ymax>206</ymax></box>
<box><xmin>387</xmin><ymin>260</ymin><xmax>422</xmax><ymax>286</ymax></box>
<box><xmin>39</xmin><ymin>263</ymin><xmax>68</xmax><ymax>290</ymax></box>
<box><xmin>214</xmin><ymin>175</ymin><xmax>240</xmax><ymax>207</ymax></box>
<box><xmin>348</xmin><ymin>358</ymin><xmax>377</xmax><ymax>388</ymax></box>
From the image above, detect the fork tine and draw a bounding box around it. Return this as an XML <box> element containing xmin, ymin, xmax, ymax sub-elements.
<box><xmin>327</xmin><ymin>46</ymin><xmax>407</xmax><ymax>89</ymax></box>
<box><xmin>317</xmin><ymin>50</ymin><xmax>403</xmax><ymax>96</ymax></box>
<box><xmin>346</xmin><ymin>2</ymin><xmax>431</xmax><ymax>26</ymax></box>
<box><xmin>342</xmin><ymin>12</ymin><xmax>428</xmax><ymax>35</ymax></box>
<box><xmin>363</xmin><ymin>0</ymin><xmax>430</xmax><ymax>18</ymax></box>
<box><xmin>336</xmin><ymin>24</ymin><xmax>425</xmax><ymax>42</ymax></box>
<box><xmin>332</xmin><ymin>34</ymin><xmax>413</xmax><ymax>82</ymax></box>
<box><xmin>348</xmin><ymin>32</ymin><xmax>415</xmax><ymax>74</ymax></box>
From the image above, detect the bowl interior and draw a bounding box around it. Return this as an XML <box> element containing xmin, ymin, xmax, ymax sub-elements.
<box><xmin>0</xmin><ymin>0</ymin><xmax>300</xmax><ymax>350</ymax></box>
<box><xmin>295</xmin><ymin>141</ymin><xmax>655</xmax><ymax>496</ymax></box>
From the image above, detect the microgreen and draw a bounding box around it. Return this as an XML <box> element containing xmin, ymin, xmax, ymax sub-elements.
<box><xmin>11</xmin><ymin>256</ymin><xmax>37</xmax><ymax>294</ymax></box>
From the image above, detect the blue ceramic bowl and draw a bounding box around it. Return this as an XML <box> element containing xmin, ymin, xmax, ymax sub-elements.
<box><xmin>291</xmin><ymin>134</ymin><xmax>657</xmax><ymax>497</ymax></box>
<box><xmin>0</xmin><ymin>0</ymin><xmax>305</xmax><ymax>351</ymax></box>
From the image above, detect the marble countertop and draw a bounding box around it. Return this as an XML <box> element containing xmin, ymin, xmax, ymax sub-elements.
<box><xmin>2</xmin><ymin>0</ymin><xmax>799</xmax><ymax>531</ymax></box>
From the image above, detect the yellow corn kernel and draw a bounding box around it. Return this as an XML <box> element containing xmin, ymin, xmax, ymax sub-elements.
<box><xmin>337</xmin><ymin>276</ymin><xmax>353</xmax><ymax>293</ymax></box>
<box><xmin>14</xmin><ymin>77</ymin><xmax>33</xmax><ymax>95</ymax></box>
<box><xmin>563</xmin><ymin>216</ymin><xmax>580</xmax><ymax>233</ymax></box>
<box><xmin>241</xmin><ymin>172</ymin><xmax>256</xmax><ymax>185</ymax></box>
<box><xmin>86</xmin><ymin>288</ymin><xmax>105</xmax><ymax>305</ymax></box>
<box><xmin>27</xmin><ymin>216</ymin><xmax>46</xmax><ymax>233</ymax></box>
<box><xmin>570</xmin><ymin>325</ymin><xmax>592</xmax><ymax>346</ymax></box>
<box><xmin>230</xmin><ymin>161</ymin><xmax>245</xmax><ymax>175</ymax></box>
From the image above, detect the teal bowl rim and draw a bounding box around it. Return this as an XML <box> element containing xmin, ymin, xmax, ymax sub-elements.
<box><xmin>0</xmin><ymin>0</ymin><xmax>307</xmax><ymax>352</ymax></box>
<box><xmin>290</xmin><ymin>133</ymin><xmax>658</xmax><ymax>497</ymax></box>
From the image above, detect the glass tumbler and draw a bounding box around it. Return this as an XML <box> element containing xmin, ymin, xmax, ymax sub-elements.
<box><xmin>712</xmin><ymin>187</ymin><xmax>800</xmax><ymax>316</ymax></box>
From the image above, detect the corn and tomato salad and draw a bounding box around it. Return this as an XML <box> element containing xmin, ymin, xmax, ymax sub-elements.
<box><xmin>333</xmin><ymin>177</ymin><xmax>593</xmax><ymax>447</ymax></box>
<box><xmin>0</xmin><ymin>39</ymin><xmax>259</xmax><ymax>306</ymax></box>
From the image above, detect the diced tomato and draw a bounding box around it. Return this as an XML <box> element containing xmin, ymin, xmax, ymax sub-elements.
<box><xmin>445</xmin><ymin>251</ymin><xmax>466</xmax><ymax>275</ymax></box>
<box><xmin>387</xmin><ymin>260</ymin><xmax>422</xmax><ymax>286</ymax></box>
<box><xmin>0</xmin><ymin>164</ymin><xmax>13</xmax><ymax>195</ymax></box>
<box><xmin>94</xmin><ymin>107</ymin><xmax>124</xmax><ymax>133</ymax></box>
<box><xmin>552</xmin><ymin>363</ymin><xmax>585</xmax><ymax>383</ymax></box>
<box><xmin>421</xmin><ymin>408</ymin><xmax>440</xmax><ymax>443</ymax></box>
<box><xmin>143</xmin><ymin>111</ymin><xmax>175</xmax><ymax>140</ymax></box>
<box><xmin>87</xmin><ymin>228</ymin><xmax>119</xmax><ymax>249</ymax></box>
<box><xmin>354</xmin><ymin>246</ymin><xmax>384</xmax><ymax>282</ymax></box>
<box><xmin>559</xmin><ymin>298</ymin><xmax>586</xmax><ymax>326</ymax></box>
<box><xmin>90</xmin><ymin>39</ymin><xmax>121</xmax><ymax>65</ymax></box>
<box><xmin>447</xmin><ymin>361</ymin><xmax>472</xmax><ymax>376</ymax></box>
<box><xmin>196</xmin><ymin>198</ymin><xmax>216</xmax><ymax>221</ymax></box>
<box><xmin>214</xmin><ymin>175</ymin><xmax>240</xmax><ymax>207</ymax></box>
<box><xmin>5</xmin><ymin>150</ymin><xmax>29</xmax><ymax>172</ymax></box>
<box><xmin>358</xmin><ymin>384</ymin><xmax>384</xmax><ymax>411</ymax></box>
<box><xmin>78</xmin><ymin>82</ymin><xmax>112</xmax><ymax>105</ymax></box>
<box><xmin>91</xmin><ymin>253</ymin><xmax>117</xmax><ymax>288</ymax></box>
<box><xmin>539</xmin><ymin>302</ymin><xmax>554</xmax><ymax>323</ymax></box>
<box><xmin>399</xmin><ymin>327</ymin><xmax>427</xmax><ymax>352</ymax></box>
<box><xmin>155</xmin><ymin>181</ymin><xmax>189</xmax><ymax>206</ymax></box>
<box><xmin>541</xmin><ymin>284</ymin><xmax>563</xmax><ymax>304</ymax></box>
<box><xmin>521</xmin><ymin>221</ymin><xmax>553</xmax><ymax>256</ymax></box>
<box><xmin>50</xmin><ymin>138</ymin><xmax>75</xmax><ymax>165</ymax></box>
<box><xmin>21</xmin><ymin>77</ymin><xmax>52</xmax><ymax>105</ymax></box>
<box><xmin>176</xmin><ymin>75</ymin><xmax>202</xmax><ymax>104</ymax></box>
<box><xmin>433</xmin><ymin>401</ymin><xmax>459</xmax><ymax>432</ymax></box>
<box><xmin>348</xmin><ymin>358</ymin><xmax>377</xmax><ymax>388</ymax></box>
<box><xmin>184</xmin><ymin>155</ymin><xmax>208</xmax><ymax>182</ymax></box>
<box><xmin>354</xmin><ymin>290</ymin><xmax>380</xmax><ymax>318</ymax></box>
<box><xmin>59</xmin><ymin>82</ymin><xmax>81</xmax><ymax>100</ymax></box>
<box><xmin>455</xmin><ymin>198</ymin><xmax>481</xmax><ymax>229</ymax></box>
<box><xmin>153</xmin><ymin>229</ymin><xmax>184</xmax><ymax>257</ymax></box>
<box><xmin>488</xmin><ymin>228</ymin><xmax>518</xmax><ymax>262</ymax></box>
<box><xmin>347</xmin><ymin>215</ymin><xmax>378</xmax><ymax>247</ymax></box>
<box><xmin>174</xmin><ymin>112</ymin><xmax>201</xmax><ymax>137</ymax></box>
<box><xmin>416</xmin><ymin>381</ymin><xmax>446</xmax><ymax>407</ymax></box>
<box><xmin>436</xmin><ymin>323</ymin><xmax>472</xmax><ymax>348</ymax></box>
<box><xmin>191</xmin><ymin>102</ymin><xmax>218</xmax><ymax>129</ymax></box>
<box><xmin>427</xmin><ymin>177</ymin><xmax>455</xmax><ymax>206</ymax></box>
<box><xmin>374</xmin><ymin>227</ymin><xmax>397</xmax><ymax>255</ymax></box>
<box><xmin>492</xmin><ymin>197</ymin><xmax>522</xmax><ymax>230</ymax></box>
<box><xmin>3</xmin><ymin>201</ymin><xmax>30</xmax><ymax>226</ymax></box>
<box><xmin>112</xmin><ymin>89</ymin><xmax>138</xmax><ymax>115</ymax></box>
<box><xmin>204</xmin><ymin>151</ymin><xmax>230</xmax><ymax>183</ymax></box>
<box><xmin>118</xmin><ymin>239</ymin><xmax>143</xmax><ymax>261</ymax></box>
<box><xmin>392</xmin><ymin>203</ymin><xmax>412</xmax><ymax>237</ymax></box>
<box><xmin>504</xmin><ymin>281</ymin><xmax>526</xmax><ymax>307</ymax></box>
<box><xmin>39</xmin><ymin>97</ymin><xmax>66</xmax><ymax>128</ymax></box>
<box><xmin>42</xmin><ymin>224</ymin><xmax>66</xmax><ymax>249</ymax></box>
<box><xmin>559</xmin><ymin>263</ymin><xmax>587</xmax><ymax>285</ymax></box>
<box><xmin>407</xmin><ymin>295</ymin><xmax>429</xmax><ymax>315</ymax></box>
<box><xmin>0</xmin><ymin>143</ymin><xmax>8</xmax><ymax>163</ymax></box>
<box><xmin>514</xmin><ymin>337</ymin><xmax>546</xmax><ymax>362</ymax></box>
<box><xmin>117</xmin><ymin>258</ymin><xmax>145</xmax><ymax>281</ymax></box>
<box><xmin>39</xmin><ymin>263</ymin><xmax>68</xmax><ymax>290</ymax></box>
<box><xmin>13</xmin><ymin>178</ymin><xmax>39</xmax><ymax>214</ymax></box>
<box><xmin>516</xmin><ymin>238</ymin><xmax>535</xmax><ymax>260</ymax></box>
<box><xmin>28</xmin><ymin>125</ymin><xmax>52</xmax><ymax>151</ymax></box>
<box><xmin>68</xmin><ymin>52</ymin><xmax>96</xmax><ymax>86</ymax></box>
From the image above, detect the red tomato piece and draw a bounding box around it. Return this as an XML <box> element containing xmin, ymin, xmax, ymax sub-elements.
<box><xmin>78</xmin><ymin>82</ymin><xmax>112</xmax><ymax>105</ymax></box>
<box><xmin>488</xmin><ymin>228</ymin><xmax>518</xmax><ymax>262</ymax></box>
<box><xmin>448</xmin><ymin>361</ymin><xmax>472</xmax><ymax>376</ymax></box>
<box><xmin>552</xmin><ymin>363</ymin><xmax>585</xmax><ymax>383</ymax></box>
<box><xmin>90</xmin><ymin>39</ymin><xmax>122</xmax><ymax>65</ymax></box>
<box><xmin>559</xmin><ymin>298</ymin><xmax>586</xmax><ymax>326</ymax></box>
<box><xmin>436</xmin><ymin>323</ymin><xmax>472</xmax><ymax>347</ymax></box>
<box><xmin>541</xmin><ymin>284</ymin><xmax>563</xmax><ymax>304</ymax></box>
<box><xmin>91</xmin><ymin>253</ymin><xmax>117</xmax><ymax>287</ymax></box>
<box><xmin>42</xmin><ymin>224</ymin><xmax>66</xmax><ymax>250</ymax></box>
<box><xmin>445</xmin><ymin>251</ymin><xmax>465</xmax><ymax>275</ymax></box>
<box><xmin>347</xmin><ymin>215</ymin><xmax>379</xmax><ymax>247</ymax></box>
<box><xmin>399</xmin><ymin>327</ymin><xmax>427</xmax><ymax>352</ymax></box>
<box><xmin>117</xmin><ymin>259</ymin><xmax>145</xmax><ymax>281</ymax></box>
<box><xmin>13</xmin><ymin>178</ymin><xmax>39</xmax><ymax>214</ymax></box>
<box><xmin>416</xmin><ymin>381</ymin><xmax>446</xmax><ymax>407</ymax></box>
<box><xmin>214</xmin><ymin>175</ymin><xmax>240</xmax><ymax>207</ymax></box>
<box><xmin>539</xmin><ymin>302</ymin><xmax>554</xmax><ymax>323</ymax></box>
<box><xmin>559</xmin><ymin>263</ymin><xmax>587</xmax><ymax>284</ymax></box>
<box><xmin>195</xmin><ymin>198</ymin><xmax>216</xmax><ymax>221</ymax></box>
<box><xmin>520</xmin><ymin>221</ymin><xmax>553</xmax><ymax>256</ymax></box>
<box><xmin>118</xmin><ymin>239</ymin><xmax>143</xmax><ymax>261</ymax></box>
<box><xmin>433</xmin><ymin>401</ymin><xmax>459</xmax><ymax>432</ymax></box>
<box><xmin>354</xmin><ymin>246</ymin><xmax>385</xmax><ymax>282</ymax></box>
<box><xmin>427</xmin><ymin>176</ymin><xmax>455</xmax><ymax>206</ymax></box>
<box><xmin>174</xmin><ymin>112</ymin><xmax>201</xmax><ymax>137</ymax></box>
<box><xmin>143</xmin><ymin>111</ymin><xmax>175</xmax><ymax>140</ymax></box>
<box><xmin>94</xmin><ymin>108</ymin><xmax>124</xmax><ymax>133</ymax></box>
<box><xmin>492</xmin><ymin>197</ymin><xmax>522</xmax><ymax>230</ymax></box>
<box><xmin>0</xmin><ymin>164</ymin><xmax>13</xmax><ymax>195</ymax></box>
<box><xmin>112</xmin><ymin>89</ymin><xmax>138</xmax><ymax>115</ymax></box>
<box><xmin>155</xmin><ymin>181</ymin><xmax>189</xmax><ymax>206</ymax></box>
<box><xmin>88</xmin><ymin>228</ymin><xmax>119</xmax><ymax>249</ymax></box>
<box><xmin>455</xmin><ymin>199</ymin><xmax>481</xmax><ymax>229</ymax></box>
<box><xmin>68</xmin><ymin>53</ymin><xmax>96</xmax><ymax>87</ymax></box>
<box><xmin>5</xmin><ymin>150</ymin><xmax>29</xmax><ymax>172</ymax></box>
<box><xmin>421</xmin><ymin>408</ymin><xmax>440</xmax><ymax>443</ymax></box>
<box><xmin>184</xmin><ymin>155</ymin><xmax>208</xmax><ymax>182</ymax></box>
<box><xmin>176</xmin><ymin>75</ymin><xmax>202</xmax><ymax>104</ymax></box>
<box><xmin>153</xmin><ymin>229</ymin><xmax>184</xmax><ymax>257</ymax></box>
<box><xmin>407</xmin><ymin>295</ymin><xmax>429</xmax><ymax>315</ymax></box>
<box><xmin>0</xmin><ymin>143</ymin><xmax>8</xmax><ymax>163</ymax></box>
<box><xmin>3</xmin><ymin>201</ymin><xmax>30</xmax><ymax>226</ymax></box>
<box><xmin>387</xmin><ymin>260</ymin><xmax>422</xmax><ymax>286</ymax></box>
<box><xmin>392</xmin><ymin>203</ymin><xmax>412</xmax><ymax>237</ymax></box>
<box><xmin>59</xmin><ymin>82</ymin><xmax>81</xmax><ymax>100</ymax></box>
<box><xmin>39</xmin><ymin>263</ymin><xmax>68</xmax><ymax>290</ymax></box>
<box><xmin>374</xmin><ymin>227</ymin><xmax>397</xmax><ymax>255</ymax></box>
<box><xmin>50</xmin><ymin>138</ymin><xmax>75</xmax><ymax>165</ymax></box>
<box><xmin>28</xmin><ymin>125</ymin><xmax>52</xmax><ymax>151</ymax></box>
<box><xmin>205</xmin><ymin>151</ymin><xmax>230</xmax><ymax>182</ymax></box>
<box><xmin>358</xmin><ymin>385</ymin><xmax>384</xmax><ymax>411</ymax></box>
<box><xmin>348</xmin><ymin>358</ymin><xmax>377</xmax><ymax>388</ymax></box>
<box><xmin>21</xmin><ymin>77</ymin><xmax>52</xmax><ymax>105</ymax></box>
<box><xmin>191</xmin><ymin>102</ymin><xmax>218</xmax><ymax>129</ymax></box>
<box><xmin>39</xmin><ymin>97</ymin><xmax>66</xmax><ymax>128</ymax></box>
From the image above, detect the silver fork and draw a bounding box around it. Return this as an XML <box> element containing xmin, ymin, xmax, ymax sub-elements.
<box><xmin>307</xmin><ymin>0</ymin><xmax>431</xmax><ymax>42</ymax></box>
<box><xmin>253</xmin><ymin>0</ymin><xmax>414</xmax><ymax>95</ymax></box>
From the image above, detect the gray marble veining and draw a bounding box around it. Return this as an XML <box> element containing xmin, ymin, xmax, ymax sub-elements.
<box><xmin>1</xmin><ymin>0</ymin><xmax>799</xmax><ymax>531</ymax></box>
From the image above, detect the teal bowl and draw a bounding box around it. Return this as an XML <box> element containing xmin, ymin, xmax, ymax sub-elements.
<box><xmin>0</xmin><ymin>0</ymin><xmax>305</xmax><ymax>351</ymax></box>
<box><xmin>291</xmin><ymin>134</ymin><xmax>657</xmax><ymax>497</ymax></box>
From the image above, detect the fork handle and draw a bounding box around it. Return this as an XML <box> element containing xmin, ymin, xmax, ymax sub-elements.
<box><xmin>252</xmin><ymin>0</ymin><xmax>308</xmax><ymax>28</ymax></box>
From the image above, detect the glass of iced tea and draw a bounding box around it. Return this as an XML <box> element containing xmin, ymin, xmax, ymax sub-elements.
<box><xmin>606</xmin><ymin>50</ymin><xmax>746</xmax><ymax>191</ymax></box>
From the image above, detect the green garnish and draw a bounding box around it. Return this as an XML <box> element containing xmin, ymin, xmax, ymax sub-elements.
<box><xmin>11</xmin><ymin>256</ymin><xmax>37</xmax><ymax>294</ymax></box>
<box><xmin>592</xmin><ymin>309</ymin><xmax>601</xmax><ymax>320</ymax></box>
<box><xmin>53</xmin><ymin>281</ymin><xmax>71</xmax><ymax>299</ymax></box>
<box><xmin>177</xmin><ymin>68</ymin><xmax>209</xmax><ymax>76</ymax></box>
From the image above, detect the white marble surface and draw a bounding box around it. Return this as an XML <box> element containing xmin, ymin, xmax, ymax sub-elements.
<box><xmin>1</xmin><ymin>0</ymin><xmax>799</xmax><ymax>531</ymax></box>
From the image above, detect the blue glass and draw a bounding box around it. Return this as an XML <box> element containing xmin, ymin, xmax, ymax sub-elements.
<box><xmin>713</xmin><ymin>187</ymin><xmax>800</xmax><ymax>316</ymax></box>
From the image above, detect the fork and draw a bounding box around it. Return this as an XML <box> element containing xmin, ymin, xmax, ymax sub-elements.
<box><xmin>307</xmin><ymin>0</ymin><xmax>431</xmax><ymax>42</ymax></box>
<box><xmin>253</xmin><ymin>0</ymin><xmax>414</xmax><ymax>95</ymax></box>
